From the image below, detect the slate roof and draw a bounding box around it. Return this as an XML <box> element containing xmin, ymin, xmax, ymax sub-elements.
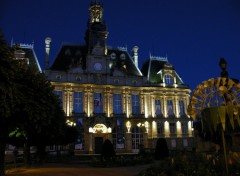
<box><xmin>49</xmin><ymin>44</ymin><xmax>142</xmax><ymax>77</ymax></box>
<box><xmin>13</xmin><ymin>43</ymin><xmax>42</xmax><ymax>72</ymax></box>
<box><xmin>141</xmin><ymin>58</ymin><xmax>184</xmax><ymax>85</ymax></box>
<box><xmin>50</xmin><ymin>44</ymin><xmax>87</xmax><ymax>71</ymax></box>
<box><xmin>107</xmin><ymin>48</ymin><xmax>142</xmax><ymax>76</ymax></box>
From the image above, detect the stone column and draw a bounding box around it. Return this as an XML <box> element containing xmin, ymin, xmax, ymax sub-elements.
<box><xmin>89</xmin><ymin>133</ymin><xmax>93</xmax><ymax>153</ymax></box>
<box><xmin>125</xmin><ymin>133</ymin><xmax>132</xmax><ymax>152</ymax></box>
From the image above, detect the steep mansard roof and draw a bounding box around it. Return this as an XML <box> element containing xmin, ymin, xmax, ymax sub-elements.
<box><xmin>50</xmin><ymin>44</ymin><xmax>142</xmax><ymax>77</ymax></box>
<box><xmin>50</xmin><ymin>44</ymin><xmax>87</xmax><ymax>71</ymax></box>
<box><xmin>141</xmin><ymin>57</ymin><xmax>185</xmax><ymax>85</ymax></box>
<box><xmin>13</xmin><ymin>43</ymin><xmax>42</xmax><ymax>72</ymax></box>
<box><xmin>107</xmin><ymin>48</ymin><xmax>142</xmax><ymax>76</ymax></box>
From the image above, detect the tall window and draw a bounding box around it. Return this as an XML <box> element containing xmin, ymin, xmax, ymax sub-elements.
<box><xmin>179</xmin><ymin>100</ymin><xmax>185</xmax><ymax>116</ymax></box>
<box><xmin>73</xmin><ymin>92</ymin><xmax>83</xmax><ymax>113</ymax></box>
<box><xmin>167</xmin><ymin>100</ymin><xmax>174</xmax><ymax>116</ymax></box>
<box><xmin>170</xmin><ymin>123</ymin><xmax>176</xmax><ymax>134</ymax></box>
<box><xmin>75</xmin><ymin>117</ymin><xmax>84</xmax><ymax>150</ymax></box>
<box><xmin>157</xmin><ymin>122</ymin><xmax>164</xmax><ymax>134</ymax></box>
<box><xmin>113</xmin><ymin>94</ymin><xmax>122</xmax><ymax>114</ymax></box>
<box><xmin>112</xmin><ymin>118</ymin><xmax>125</xmax><ymax>149</ymax></box>
<box><xmin>164</xmin><ymin>75</ymin><xmax>174</xmax><ymax>85</ymax></box>
<box><xmin>182</xmin><ymin>122</ymin><xmax>188</xmax><ymax>134</ymax></box>
<box><xmin>94</xmin><ymin>93</ymin><xmax>103</xmax><ymax>113</ymax></box>
<box><xmin>132</xmin><ymin>126</ymin><xmax>143</xmax><ymax>150</ymax></box>
<box><xmin>155</xmin><ymin>99</ymin><xmax>162</xmax><ymax>115</ymax></box>
<box><xmin>54</xmin><ymin>90</ymin><xmax>63</xmax><ymax>108</ymax></box>
<box><xmin>132</xmin><ymin>95</ymin><xmax>140</xmax><ymax>114</ymax></box>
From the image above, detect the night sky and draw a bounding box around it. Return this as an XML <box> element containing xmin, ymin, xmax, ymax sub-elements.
<box><xmin>1</xmin><ymin>0</ymin><xmax>240</xmax><ymax>91</ymax></box>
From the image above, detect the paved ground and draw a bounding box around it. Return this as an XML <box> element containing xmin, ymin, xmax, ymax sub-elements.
<box><xmin>6</xmin><ymin>163</ymin><xmax>151</xmax><ymax>176</ymax></box>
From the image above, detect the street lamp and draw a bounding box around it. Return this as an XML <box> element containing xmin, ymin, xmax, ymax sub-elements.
<box><xmin>219</xmin><ymin>57</ymin><xmax>228</xmax><ymax>78</ymax></box>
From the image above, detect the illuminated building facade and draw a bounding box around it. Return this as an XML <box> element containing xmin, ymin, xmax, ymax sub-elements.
<box><xmin>45</xmin><ymin>1</ymin><xmax>194</xmax><ymax>154</ymax></box>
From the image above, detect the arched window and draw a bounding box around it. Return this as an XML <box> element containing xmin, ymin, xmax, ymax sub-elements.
<box><xmin>164</xmin><ymin>74</ymin><xmax>174</xmax><ymax>85</ymax></box>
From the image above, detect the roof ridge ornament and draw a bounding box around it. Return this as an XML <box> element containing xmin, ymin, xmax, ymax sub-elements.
<box><xmin>150</xmin><ymin>53</ymin><xmax>168</xmax><ymax>61</ymax></box>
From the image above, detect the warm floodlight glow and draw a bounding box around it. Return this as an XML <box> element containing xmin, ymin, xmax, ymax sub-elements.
<box><xmin>126</xmin><ymin>121</ymin><xmax>131</xmax><ymax>133</ymax></box>
<box><xmin>176</xmin><ymin>121</ymin><xmax>181</xmax><ymax>129</ymax></box>
<box><xmin>89</xmin><ymin>127</ymin><xmax>93</xmax><ymax>133</ymax></box>
<box><xmin>66</xmin><ymin>119</ymin><xmax>76</xmax><ymax>126</ymax></box>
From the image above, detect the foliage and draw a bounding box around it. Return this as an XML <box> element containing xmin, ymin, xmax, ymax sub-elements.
<box><xmin>0</xmin><ymin>33</ymin><xmax>19</xmax><ymax>176</ymax></box>
<box><xmin>155</xmin><ymin>138</ymin><xmax>169</xmax><ymax>160</ymax></box>
<box><xmin>0</xmin><ymin>34</ymin><xmax>70</xmax><ymax>174</ymax></box>
<box><xmin>138</xmin><ymin>151</ymin><xmax>240</xmax><ymax>176</ymax></box>
<box><xmin>101</xmin><ymin>139</ymin><xmax>115</xmax><ymax>161</ymax></box>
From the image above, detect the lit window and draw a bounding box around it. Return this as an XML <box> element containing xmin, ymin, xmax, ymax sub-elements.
<box><xmin>113</xmin><ymin>94</ymin><xmax>122</xmax><ymax>114</ymax></box>
<box><xmin>167</xmin><ymin>100</ymin><xmax>174</xmax><ymax>116</ymax></box>
<box><xmin>181</xmin><ymin>122</ymin><xmax>188</xmax><ymax>134</ymax></box>
<box><xmin>155</xmin><ymin>99</ymin><xmax>162</xmax><ymax>115</ymax></box>
<box><xmin>131</xmin><ymin>126</ymin><xmax>143</xmax><ymax>150</ymax></box>
<box><xmin>170</xmin><ymin>123</ymin><xmax>176</xmax><ymax>134</ymax></box>
<box><xmin>179</xmin><ymin>100</ymin><xmax>185</xmax><ymax>116</ymax></box>
<box><xmin>132</xmin><ymin>95</ymin><xmax>140</xmax><ymax>114</ymax></box>
<box><xmin>112</xmin><ymin>118</ymin><xmax>125</xmax><ymax>149</ymax></box>
<box><xmin>73</xmin><ymin>92</ymin><xmax>83</xmax><ymax>113</ymax></box>
<box><xmin>157</xmin><ymin>122</ymin><xmax>164</xmax><ymax>134</ymax></box>
<box><xmin>94</xmin><ymin>93</ymin><xmax>103</xmax><ymax>113</ymax></box>
<box><xmin>164</xmin><ymin>75</ymin><xmax>173</xmax><ymax>85</ymax></box>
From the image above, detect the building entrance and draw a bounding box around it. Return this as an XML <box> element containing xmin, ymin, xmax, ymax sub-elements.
<box><xmin>95</xmin><ymin>137</ymin><xmax>103</xmax><ymax>154</ymax></box>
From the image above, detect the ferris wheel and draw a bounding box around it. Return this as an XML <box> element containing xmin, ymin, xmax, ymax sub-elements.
<box><xmin>188</xmin><ymin>77</ymin><xmax>240</xmax><ymax>122</ymax></box>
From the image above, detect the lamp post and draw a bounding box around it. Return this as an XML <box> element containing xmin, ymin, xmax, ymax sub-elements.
<box><xmin>219</xmin><ymin>57</ymin><xmax>229</xmax><ymax>176</ymax></box>
<box><xmin>219</xmin><ymin>57</ymin><xmax>228</xmax><ymax>78</ymax></box>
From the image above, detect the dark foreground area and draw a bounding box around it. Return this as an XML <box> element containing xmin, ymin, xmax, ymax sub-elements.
<box><xmin>6</xmin><ymin>163</ymin><xmax>151</xmax><ymax>176</ymax></box>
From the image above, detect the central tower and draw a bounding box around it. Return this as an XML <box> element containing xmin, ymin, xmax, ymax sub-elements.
<box><xmin>85</xmin><ymin>0</ymin><xmax>108</xmax><ymax>55</ymax></box>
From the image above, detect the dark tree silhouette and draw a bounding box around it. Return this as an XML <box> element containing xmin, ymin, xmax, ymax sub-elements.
<box><xmin>101</xmin><ymin>139</ymin><xmax>115</xmax><ymax>161</ymax></box>
<box><xmin>155</xmin><ymin>138</ymin><xmax>169</xmax><ymax>160</ymax></box>
<box><xmin>0</xmin><ymin>33</ymin><xmax>18</xmax><ymax>176</ymax></box>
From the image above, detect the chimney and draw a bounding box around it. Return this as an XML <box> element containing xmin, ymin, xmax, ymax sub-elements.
<box><xmin>45</xmin><ymin>37</ymin><xmax>52</xmax><ymax>70</ymax></box>
<box><xmin>132</xmin><ymin>46</ymin><xmax>139</xmax><ymax>68</ymax></box>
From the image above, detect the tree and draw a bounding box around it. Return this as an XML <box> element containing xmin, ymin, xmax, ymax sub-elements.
<box><xmin>11</xmin><ymin>65</ymin><xmax>68</xmax><ymax>164</ymax></box>
<box><xmin>0</xmin><ymin>33</ymin><xmax>20</xmax><ymax>176</ymax></box>
<box><xmin>155</xmin><ymin>138</ymin><xmax>169</xmax><ymax>160</ymax></box>
<box><xmin>0</xmin><ymin>33</ymin><xmax>71</xmax><ymax>175</ymax></box>
<box><xmin>101</xmin><ymin>139</ymin><xmax>115</xmax><ymax>162</ymax></box>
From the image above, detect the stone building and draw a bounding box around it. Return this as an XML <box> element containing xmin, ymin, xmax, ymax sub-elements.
<box><xmin>45</xmin><ymin>1</ymin><xmax>194</xmax><ymax>154</ymax></box>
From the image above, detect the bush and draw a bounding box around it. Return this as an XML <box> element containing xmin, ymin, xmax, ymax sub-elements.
<box><xmin>101</xmin><ymin>139</ymin><xmax>115</xmax><ymax>162</ymax></box>
<box><xmin>155</xmin><ymin>138</ymin><xmax>169</xmax><ymax>160</ymax></box>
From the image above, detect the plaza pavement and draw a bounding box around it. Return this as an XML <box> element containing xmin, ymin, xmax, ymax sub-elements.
<box><xmin>6</xmin><ymin>163</ymin><xmax>152</xmax><ymax>176</ymax></box>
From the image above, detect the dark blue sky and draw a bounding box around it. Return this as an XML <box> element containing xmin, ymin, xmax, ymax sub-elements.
<box><xmin>1</xmin><ymin>0</ymin><xmax>240</xmax><ymax>90</ymax></box>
